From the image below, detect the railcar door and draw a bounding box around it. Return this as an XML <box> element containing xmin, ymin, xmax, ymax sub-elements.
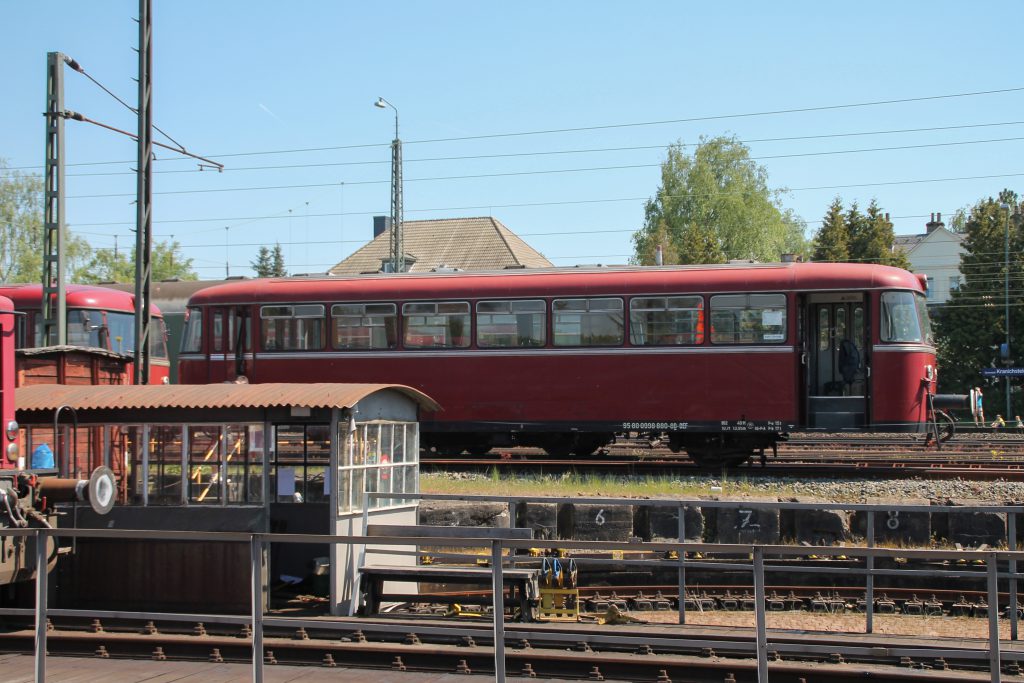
<box><xmin>207</xmin><ymin>306</ymin><xmax>250</xmax><ymax>383</ymax></box>
<box><xmin>805</xmin><ymin>294</ymin><xmax>868</xmax><ymax>429</ymax></box>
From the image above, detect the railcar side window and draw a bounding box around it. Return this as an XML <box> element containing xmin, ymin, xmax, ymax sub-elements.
<box><xmin>332</xmin><ymin>303</ymin><xmax>397</xmax><ymax>350</ymax></box>
<box><xmin>881</xmin><ymin>291</ymin><xmax>932</xmax><ymax>344</ymax></box>
<box><xmin>402</xmin><ymin>301</ymin><xmax>470</xmax><ymax>348</ymax></box>
<box><xmin>476</xmin><ymin>300</ymin><xmax>546</xmax><ymax>347</ymax></box>
<box><xmin>553</xmin><ymin>298</ymin><xmax>624</xmax><ymax>346</ymax></box>
<box><xmin>629</xmin><ymin>296</ymin><xmax>704</xmax><ymax>345</ymax></box>
<box><xmin>261</xmin><ymin>304</ymin><xmax>325</xmax><ymax>351</ymax></box>
<box><xmin>709</xmin><ymin>294</ymin><xmax>787</xmax><ymax>344</ymax></box>
<box><xmin>182</xmin><ymin>307</ymin><xmax>203</xmax><ymax>354</ymax></box>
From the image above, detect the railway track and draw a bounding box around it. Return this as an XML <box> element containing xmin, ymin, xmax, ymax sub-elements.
<box><xmin>3</xmin><ymin>612</ymin><xmax>1020</xmax><ymax>682</ymax></box>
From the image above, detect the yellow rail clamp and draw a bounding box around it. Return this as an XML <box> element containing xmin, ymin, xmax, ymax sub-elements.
<box><xmin>419</xmin><ymin>555</ymin><xmax>434</xmax><ymax>565</ymax></box>
<box><xmin>538</xmin><ymin>587</ymin><xmax>579</xmax><ymax>622</ymax></box>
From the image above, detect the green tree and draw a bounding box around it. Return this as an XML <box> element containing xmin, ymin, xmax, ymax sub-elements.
<box><xmin>0</xmin><ymin>161</ymin><xmax>91</xmax><ymax>283</ymax></box>
<box><xmin>251</xmin><ymin>246</ymin><xmax>273</xmax><ymax>277</ymax></box>
<box><xmin>270</xmin><ymin>243</ymin><xmax>286</xmax><ymax>277</ymax></box>
<box><xmin>811</xmin><ymin>197</ymin><xmax>850</xmax><ymax>262</ymax></box>
<box><xmin>632</xmin><ymin>136</ymin><xmax>806</xmax><ymax>265</ymax></box>
<box><xmin>857</xmin><ymin>200</ymin><xmax>911</xmax><ymax>269</ymax></box>
<box><xmin>934</xmin><ymin>190</ymin><xmax>1022</xmax><ymax>413</ymax></box>
<box><xmin>78</xmin><ymin>239</ymin><xmax>196</xmax><ymax>283</ymax></box>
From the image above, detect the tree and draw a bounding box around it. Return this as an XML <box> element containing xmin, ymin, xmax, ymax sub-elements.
<box><xmin>933</xmin><ymin>190</ymin><xmax>1022</xmax><ymax>413</ymax></box>
<box><xmin>251</xmin><ymin>246</ymin><xmax>273</xmax><ymax>277</ymax></box>
<box><xmin>632</xmin><ymin>136</ymin><xmax>807</xmax><ymax>265</ymax></box>
<box><xmin>857</xmin><ymin>200</ymin><xmax>911</xmax><ymax>269</ymax></box>
<box><xmin>811</xmin><ymin>197</ymin><xmax>910</xmax><ymax>269</ymax></box>
<box><xmin>78</xmin><ymin>239</ymin><xmax>196</xmax><ymax>283</ymax></box>
<box><xmin>811</xmin><ymin>197</ymin><xmax>849</xmax><ymax>262</ymax></box>
<box><xmin>0</xmin><ymin>161</ymin><xmax>91</xmax><ymax>283</ymax></box>
<box><xmin>270</xmin><ymin>243</ymin><xmax>287</xmax><ymax>277</ymax></box>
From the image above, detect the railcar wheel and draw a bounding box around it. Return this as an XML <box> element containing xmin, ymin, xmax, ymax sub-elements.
<box><xmin>466</xmin><ymin>445</ymin><xmax>492</xmax><ymax>456</ymax></box>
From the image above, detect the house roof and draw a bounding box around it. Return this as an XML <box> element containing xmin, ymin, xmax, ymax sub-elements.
<box><xmin>894</xmin><ymin>226</ymin><xmax>964</xmax><ymax>254</ymax></box>
<box><xmin>329</xmin><ymin>216</ymin><xmax>553</xmax><ymax>274</ymax></box>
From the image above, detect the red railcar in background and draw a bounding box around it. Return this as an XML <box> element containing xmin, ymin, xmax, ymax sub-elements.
<box><xmin>1</xmin><ymin>296</ymin><xmax>18</xmax><ymax>467</ymax></box>
<box><xmin>0</xmin><ymin>284</ymin><xmax>170</xmax><ymax>384</ymax></box>
<box><xmin>178</xmin><ymin>263</ymin><xmax>949</xmax><ymax>466</ymax></box>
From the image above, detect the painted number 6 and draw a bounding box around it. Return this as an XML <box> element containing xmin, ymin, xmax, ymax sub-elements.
<box><xmin>595</xmin><ymin>509</ymin><xmax>606</xmax><ymax>526</ymax></box>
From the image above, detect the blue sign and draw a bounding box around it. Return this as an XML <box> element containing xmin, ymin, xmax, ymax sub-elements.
<box><xmin>981</xmin><ymin>367</ymin><xmax>1024</xmax><ymax>377</ymax></box>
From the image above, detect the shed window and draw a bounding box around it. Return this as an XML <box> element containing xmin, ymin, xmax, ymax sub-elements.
<box><xmin>402</xmin><ymin>302</ymin><xmax>470</xmax><ymax>348</ymax></box>
<box><xmin>553</xmin><ymin>298</ymin><xmax>624</xmax><ymax>346</ymax></box>
<box><xmin>709</xmin><ymin>294</ymin><xmax>786</xmax><ymax>344</ymax></box>
<box><xmin>339</xmin><ymin>421</ymin><xmax>418</xmax><ymax>513</ymax></box>
<box><xmin>261</xmin><ymin>304</ymin><xmax>325</xmax><ymax>351</ymax></box>
<box><xmin>629</xmin><ymin>296</ymin><xmax>704</xmax><ymax>345</ymax></box>
<box><xmin>332</xmin><ymin>303</ymin><xmax>397</xmax><ymax>350</ymax></box>
<box><xmin>476</xmin><ymin>300</ymin><xmax>546</xmax><ymax>347</ymax></box>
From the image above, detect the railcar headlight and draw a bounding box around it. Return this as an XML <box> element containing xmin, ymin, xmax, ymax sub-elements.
<box><xmin>5</xmin><ymin>443</ymin><xmax>17</xmax><ymax>462</ymax></box>
<box><xmin>5</xmin><ymin>420</ymin><xmax>16</xmax><ymax>441</ymax></box>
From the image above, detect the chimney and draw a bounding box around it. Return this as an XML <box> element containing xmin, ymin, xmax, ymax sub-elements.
<box><xmin>655</xmin><ymin>244</ymin><xmax>663</xmax><ymax>266</ymax></box>
<box><xmin>373</xmin><ymin>216</ymin><xmax>392</xmax><ymax>238</ymax></box>
<box><xmin>925</xmin><ymin>212</ymin><xmax>944</xmax><ymax>234</ymax></box>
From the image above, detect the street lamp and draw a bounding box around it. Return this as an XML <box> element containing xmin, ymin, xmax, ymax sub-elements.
<box><xmin>374</xmin><ymin>97</ymin><xmax>403</xmax><ymax>273</ymax></box>
<box><xmin>1002</xmin><ymin>201</ymin><xmax>1012</xmax><ymax>419</ymax></box>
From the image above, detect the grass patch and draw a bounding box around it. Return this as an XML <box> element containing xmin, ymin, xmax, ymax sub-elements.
<box><xmin>419</xmin><ymin>471</ymin><xmax>806</xmax><ymax>499</ymax></box>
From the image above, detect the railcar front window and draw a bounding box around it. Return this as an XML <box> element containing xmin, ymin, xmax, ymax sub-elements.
<box><xmin>182</xmin><ymin>307</ymin><xmax>203</xmax><ymax>353</ymax></box>
<box><xmin>553</xmin><ymin>298</ymin><xmax>624</xmax><ymax>346</ymax></box>
<box><xmin>477</xmin><ymin>299</ymin><xmax>546</xmax><ymax>347</ymax></box>
<box><xmin>402</xmin><ymin>301</ymin><xmax>470</xmax><ymax>348</ymax></box>
<box><xmin>709</xmin><ymin>294</ymin><xmax>787</xmax><ymax>344</ymax></box>
<box><xmin>261</xmin><ymin>304</ymin><xmax>325</xmax><ymax>351</ymax></box>
<box><xmin>332</xmin><ymin>303</ymin><xmax>397</xmax><ymax>349</ymax></box>
<box><xmin>629</xmin><ymin>296</ymin><xmax>704</xmax><ymax>345</ymax></box>
<box><xmin>881</xmin><ymin>291</ymin><xmax>932</xmax><ymax>344</ymax></box>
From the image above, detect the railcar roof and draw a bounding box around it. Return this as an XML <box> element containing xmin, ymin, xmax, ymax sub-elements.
<box><xmin>186</xmin><ymin>262</ymin><xmax>925</xmax><ymax>306</ymax></box>
<box><xmin>0</xmin><ymin>284</ymin><xmax>163</xmax><ymax>315</ymax></box>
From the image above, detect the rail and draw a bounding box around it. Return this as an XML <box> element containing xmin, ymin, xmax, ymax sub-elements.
<box><xmin>1</xmin><ymin>493</ymin><xmax>1024</xmax><ymax>682</ymax></box>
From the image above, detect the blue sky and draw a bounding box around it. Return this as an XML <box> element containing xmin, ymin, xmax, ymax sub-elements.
<box><xmin>2</xmin><ymin>1</ymin><xmax>1022</xmax><ymax>279</ymax></box>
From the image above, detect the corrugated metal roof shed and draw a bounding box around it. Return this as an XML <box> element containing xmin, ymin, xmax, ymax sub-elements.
<box><xmin>15</xmin><ymin>382</ymin><xmax>440</xmax><ymax>412</ymax></box>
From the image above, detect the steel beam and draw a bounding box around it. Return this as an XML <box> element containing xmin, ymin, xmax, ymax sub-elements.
<box><xmin>133</xmin><ymin>0</ymin><xmax>153</xmax><ymax>385</ymax></box>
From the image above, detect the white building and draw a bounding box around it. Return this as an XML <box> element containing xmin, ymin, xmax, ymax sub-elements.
<box><xmin>894</xmin><ymin>213</ymin><xmax>965</xmax><ymax>305</ymax></box>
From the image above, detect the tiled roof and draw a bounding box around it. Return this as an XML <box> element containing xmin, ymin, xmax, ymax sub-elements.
<box><xmin>329</xmin><ymin>217</ymin><xmax>552</xmax><ymax>274</ymax></box>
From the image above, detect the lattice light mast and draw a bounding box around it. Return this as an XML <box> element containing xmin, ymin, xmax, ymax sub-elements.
<box><xmin>374</xmin><ymin>97</ymin><xmax>403</xmax><ymax>273</ymax></box>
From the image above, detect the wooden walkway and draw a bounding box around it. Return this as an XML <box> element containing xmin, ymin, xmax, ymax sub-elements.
<box><xmin>0</xmin><ymin>653</ymin><xmax>552</xmax><ymax>682</ymax></box>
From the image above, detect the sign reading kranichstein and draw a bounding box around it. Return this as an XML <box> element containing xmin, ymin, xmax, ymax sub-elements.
<box><xmin>980</xmin><ymin>368</ymin><xmax>1024</xmax><ymax>377</ymax></box>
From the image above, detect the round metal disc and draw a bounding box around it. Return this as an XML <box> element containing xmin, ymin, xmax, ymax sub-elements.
<box><xmin>88</xmin><ymin>466</ymin><xmax>116</xmax><ymax>515</ymax></box>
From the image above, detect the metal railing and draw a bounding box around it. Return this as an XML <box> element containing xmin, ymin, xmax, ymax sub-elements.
<box><xmin>1</xmin><ymin>493</ymin><xmax>1023</xmax><ymax>683</ymax></box>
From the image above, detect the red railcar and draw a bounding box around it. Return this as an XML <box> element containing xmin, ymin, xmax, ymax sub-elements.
<box><xmin>0</xmin><ymin>284</ymin><xmax>170</xmax><ymax>384</ymax></box>
<box><xmin>178</xmin><ymin>263</ymin><xmax>945</xmax><ymax>466</ymax></box>
<box><xmin>1</xmin><ymin>296</ymin><xmax>18</xmax><ymax>467</ymax></box>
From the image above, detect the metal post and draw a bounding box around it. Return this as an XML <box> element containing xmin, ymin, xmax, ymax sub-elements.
<box><xmin>34</xmin><ymin>530</ymin><xmax>48</xmax><ymax>683</ymax></box>
<box><xmin>491</xmin><ymin>540</ymin><xmax>506</xmax><ymax>682</ymax></box>
<box><xmin>753</xmin><ymin>546</ymin><xmax>768</xmax><ymax>683</ymax></box>
<box><xmin>1011</xmin><ymin>513</ymin><xmax>1019</xmax><ymax>641</ymax></box>
<box><xmin>133</xmin><ymin>0</ymin><xmax>154</xmax><ymax>385</ymax></box>
<box><xmin>43</xmin><ymin>52</ymin><xmax>67</xmax><ymax>347</ymax></box>
<box><xmin>389</xmin><ymin>136</ymin><xmax>403</xmax><ymax>273</ymax></box>
<box><xmin>1006</xmin><ymin>203</ymin><xmax>1012</xmax><ymax>420</ymax></box>
<box><xmin>866</xmin><ymin>510</ymin><xmax>875</xmax><ymax>634</ymax></box>
<box><xmin>251</xmin><ymin>535</ymin><xmax>263</xmax><ymax>683</ymax></box>
<box><xmin>989</xmin><ymin>552</ymin><xmax>1002</xmax><ymax>683</ymax></box>
<box><xmin>677</xmin><ymin>504</ymin><xmax>686</xmax><ymax>625</ymax></box>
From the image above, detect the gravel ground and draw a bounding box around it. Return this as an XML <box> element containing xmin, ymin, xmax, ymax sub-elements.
<box><xmin>633</xmin><ymin>610</ymin><xmax>1012</xmax><ymax>639</ymax></box>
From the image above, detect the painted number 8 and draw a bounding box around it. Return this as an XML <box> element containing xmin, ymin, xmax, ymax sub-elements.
<box><xmin>886</xmin><ymin>511</ymin><xmax>900</xmax><ymax>530</ymax></box>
